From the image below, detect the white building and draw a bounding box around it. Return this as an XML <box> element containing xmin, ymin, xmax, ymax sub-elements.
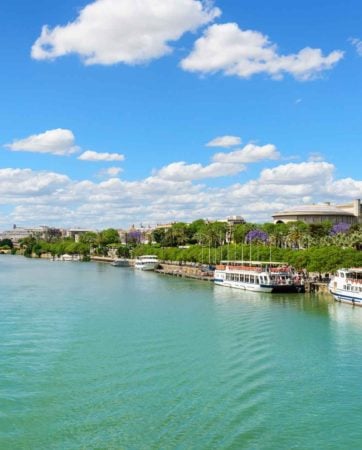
<box><xmin>0</xmin><ymin>225</ymin><xmax>50</xmax><ymax>244</ymax></box>
<box><xmin>272</xmin><ymin>199</ymin><xmax>361</xmax><ymax>225</ymax></box>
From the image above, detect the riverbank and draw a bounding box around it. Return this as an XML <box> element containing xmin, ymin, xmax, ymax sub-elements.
<box><xmin>155</xmin><ymin>261</ymin><xmax>330</xmax><ymax>293</ymax></box>
<box><xmin>155</xmin><ymin>262</ymin><xmax>214</xmax><ymax>282</ymax></box>
<box><xmin>1</xmin><ymin>253</ymin><xmax>332</xmax><ymax>294</ymax></box>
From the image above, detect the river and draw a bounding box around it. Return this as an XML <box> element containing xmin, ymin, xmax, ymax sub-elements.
<box><xmin>1</xmin><ymin>255</ymin><xmax>362</xmax><ymax>449</ymax></box>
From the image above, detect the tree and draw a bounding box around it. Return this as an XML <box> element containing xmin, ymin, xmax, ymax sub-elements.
<box><xmin>151</xmin><ymin>228</ymin><xmax>166</xmax><ymax>245</ymax></box>
<box><xmin>126</xmin><ymin>230</ymin><xmax>142</xmax><ymax>245</ymax></box>
<box><xmin>309</xmin><ymin>222</ymin><xmax>331</xmax><ymax>241</ymax></box>
<box><xmin>79</xmin><ymin>231</ymin><xmax>98</xmax><ymax>246</ymax></box>
<box><xmin>286</xmin><ymin>221</ymin><xmax>308</xmax><ymax>249</ymax></box>
<box><xmin>44</xmin><ymin>228</ymin><xmax>62</xmax><ymax>243</ymax></box>
<box><xmin>234</xmin><ymin>223</ymin><xmax>256</xmax><ymax>244</ymax></box>
<box><xmin>330</xmin><ymin>222</ymin><xmax>350</xmax><ymax>235</ymax></box>
<box><xmin>169</xmin><ymin>222</ymin><xmax>189</xmax><ymax>246</ymax></box>
<box><xmin>0</xmin><ymin>238</ymin><xmax>13</xmax><ymax>249</ymax></box>
<box><xmin>188</xmin><ymin>219</ymin><xmax>206</xmax><ymax>243</ymax></box>
<box><xmin>99</xmin><ymin>228</ymin><xmax>120</xmax><ymax>245</ymax></box>
<box><xmin>245</xmin><ymin>229</ymin><xmax>269</xmax><ymax>244</ymax></box>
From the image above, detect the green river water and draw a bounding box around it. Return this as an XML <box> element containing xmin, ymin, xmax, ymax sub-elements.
<box><xmin>1</xmin><ymin>255</ymin><xmax>362</xmax><ymax>449</ymax></box>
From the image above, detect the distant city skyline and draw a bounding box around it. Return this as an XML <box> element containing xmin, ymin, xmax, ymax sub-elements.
<box><xmin>1</xmin><ymin>0</ymin><xmax>361</xmax><ymax>230</ymax></box>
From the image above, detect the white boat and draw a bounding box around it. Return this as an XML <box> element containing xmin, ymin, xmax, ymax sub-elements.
<box><xmin>59</xmin><ymin>254</ymin><xmax>80</xmax><ymax>261</ymax></box>
<box><xmin>329</xmin><ymin>268</ymin><xmax>362</xmax><ymax>306</ymax></box>
<box><xmin>134</xmin><ymin>255</ymin><xmax>159</xmax><ymax>271</ymax></box>
<box><xmin>111</xmin><ymin>258</ymin><xmax>130</xmax><ymax>267</ymax></box>
<box><xmin>214</xmin><ymin>260</ymin><xmax>305</xmax><ymax>293</ymax></box>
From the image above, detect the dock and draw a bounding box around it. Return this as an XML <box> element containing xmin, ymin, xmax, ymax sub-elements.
<box><xmin>155</xmin><ymin>262</ymin><xmax>214</xmax><ymax>282</ymax></box>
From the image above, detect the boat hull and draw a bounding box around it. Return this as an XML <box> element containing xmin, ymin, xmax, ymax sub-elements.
<box><xmin>214</xmin><ymin>279</ymin><xmax>273</xmax><ymax>293</ymax></box>
<box><xmin>111</xmin><ymin>259</ymin><xmax>129</xmax><ymax>267</ymax></box>
<box><xmin>329</xmin><ymin>289</ymin><xmax>362</xmax><ymax>306</ymax></box>
<box><xmin>328</xmin><ymin>268</ymin><xmax>362</xmax><ymax>306</ymax></box>
<box><xmin>271</xmin><ymin>284</ymin><xmax>305</xmax><ymax>294</ymax></box>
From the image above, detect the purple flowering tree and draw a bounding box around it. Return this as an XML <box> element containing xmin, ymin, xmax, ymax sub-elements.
<box><xmin>330</xmin><ymin>223</ymin><xmax>350</xmax><ymax>235</ymax></box>
<box><xmin>245</xmin><ymin>229</ymin><xmax>269</xmax><ymax>244</ymax></box>
<box><xmin>126</xmin><ymin>230</ymin><xmax>142</xmax><ymax>245</ymax></box>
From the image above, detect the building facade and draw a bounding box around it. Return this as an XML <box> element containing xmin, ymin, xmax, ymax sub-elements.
<box><xmin>272</xmin><ymin>199</ymin><xmax>361</xmax><ymax>225</ymax></box>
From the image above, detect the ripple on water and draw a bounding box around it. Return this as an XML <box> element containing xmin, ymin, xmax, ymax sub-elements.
<box><xmin>2</xmin><ymin>257</ymin><xmax>362</xmax><ymax>449</ymax></box>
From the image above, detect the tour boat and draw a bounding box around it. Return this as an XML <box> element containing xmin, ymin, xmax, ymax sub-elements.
<box><xmin>328</xmin><ymin>268</ymin><xmax>362</xmax><ymax>306</ymax></box>
<box><xmin>214</xmin><ymin>261</ymin><xmax>305</xmax><ymax>293</ymax></box>
<box><xmin>111</xmin><ymin>258</ymin><xmax>130</xmax><ymax>267</ymax></box>
<box><xmin>134</xmin><ymin>255</ymin><xmax>159</xmax><ymax>271</ymax></box>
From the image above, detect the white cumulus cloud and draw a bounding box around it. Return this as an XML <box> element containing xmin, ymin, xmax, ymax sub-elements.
<box><xmin>0</xmin><ymin>159</ymin><xmax>361</xmax><ymax>228</ymax></box>
<box><xmin>206</xmin><ymin>135</ymin><xmax>241</xmax><ymax>147</ymax></box>
<box><xmin>155</xmin><ymin>161</ymin><xmax>245</xmax><ymax>181</ymax></box>
<box><xmin>5</xmin><ymin>129</ymin><xmax>79</xmax><ymax>156</ymax></box>
<box><xmin>105</xmin><ymin>167</ymin><xmax>123</xmax><ymax>176</ymax></box>
<box><xmin>78</xmin><ymin>150</ymin><xmax>125</xmax><ymax>162</ymax></box>
<box><xmin>350</xmin><ymin>37</ymin><xmax>362</xmax><ymax>56</ymax></box>
<box><xmin>0</xmin><ymin>168</ymin><xmax>70</xmax><ymax>198</ymax></box>
<box><xmin>98</xmin><ymin>167</ymin><xmax>123</xmax><ymax>178</ymax></box>
<box><xmin>155</xmin><ymin>143</ymin><xmax>279</xmax><ymax>181</ymax></box>
<box><xmin>259</xmin><ymin>161</ymin><xmax>334</xmax><ymax>185</ymax></box>
<box><xmin>213</xmin><ymin>143</ymin><xmax>280</xmax><ymax>164</ymax></box>
<box><xmin>31</xmin><ymin>0</ymin><xmax>220</xmax><ymax>65</ymax></box>
<box><xmin>181</xmin><ymin>23</ymin><xmax>344</xmax><ymax>80</ymax></box>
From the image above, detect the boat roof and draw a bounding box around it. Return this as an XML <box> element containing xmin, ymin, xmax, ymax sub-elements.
<box><xmin>339</xmin><ymin>267</ymin><xmax>362</xmax><ymax>272</ymax></box>
<box><xmin>221</xmin><ymin>260</ymin><xmax>288</xmax><ymax>265</ymax></box>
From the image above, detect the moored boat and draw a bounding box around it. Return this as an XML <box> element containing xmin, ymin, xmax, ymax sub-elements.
<box><xmin>214</xmin><ymin>260</ymin><xmax>305</xmax><ymax>293</ymax></box>
<box><xmin>329</xmin><ymin>268</ymin><xmax>362</xmax><ymax>306</ymax></box>
<box><xmin>111</xmin><ymin>258</ymin><xmax>130</xmax><ymax>267</ymax></box>
<box><xmin>56</xmin><ymin>254</ymin><xmax>80</xmax><ymax>261</ymax></box>
<box><xmin>134</xmin><ymin>255</ymin><xmax>159</xmax><ymax>271</ymax></box>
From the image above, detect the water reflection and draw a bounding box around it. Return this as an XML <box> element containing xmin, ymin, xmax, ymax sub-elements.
<box><xmin>212</xmin><ymin>284</ymin><xmax>333</xmax><ymax>316</ymax></box>
<box><xmin>328</xmin><ymin>301</ymin><xmax>362</xmax><ymax>328</ymax></box>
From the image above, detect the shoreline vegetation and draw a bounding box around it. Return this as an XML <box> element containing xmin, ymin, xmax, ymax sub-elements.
<box><xmin>1</xmin><ymin>218</ymin><xmax>361</xmax><ymax>274</ymax></box>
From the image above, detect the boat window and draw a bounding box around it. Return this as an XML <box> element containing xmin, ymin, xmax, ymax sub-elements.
<box><xmin>240</xmin><ymin>274</ymin><xmax>244</xmax><ymax>282</ymax></box>
<box><xmin>250</xmin><ymin>275</ymin><xmax>255</xmax><ymax>284</ymax></box>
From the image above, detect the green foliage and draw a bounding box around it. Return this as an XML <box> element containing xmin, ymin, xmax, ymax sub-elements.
<box><xmin>233</xmin><ymin>223</ymin><xmax>255</xmax><ymax>243</ymax></box>
<box><xmin>44</xmin><ymin>228</ymin><xmax>62</xmax><ymax>243</ymax></box>
<box><xmin>79</xmin><ymin>231</ymin><xmax>98</xmax><ymax>245</ymax></box>
<box><xmin>131</xmin><ymin>241</ymin><xmax>362</xmax><ymax>272</ymax></box>
<box><xmin>0</xmin><ymin>238</ymin><xmax>13</xmax><ymax>249</ymax></box>
<box><xmin>99</xmin><ymin>228</ymin><xmax>120</xmax><ymax>245</ymax></box>
<box><xmin>14</xmin><ymin>220</ymin><xmax>361</xmax><ymax>272</ymax></box>
<box><xmin>151</xmin><ymin>228</ymin><xmax>166</xmax><ymax>244</ymax></box>
<box><xmin>116</xmin><ymin>245</ymin><xmax>131</xmax><ymax>258</ymax></box>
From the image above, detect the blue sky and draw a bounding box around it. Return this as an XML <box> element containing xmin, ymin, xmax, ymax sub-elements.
<box><xmin>0</xmin><ymin>0</ymin><xmax>361</xmax><ymax>230</ymax></box>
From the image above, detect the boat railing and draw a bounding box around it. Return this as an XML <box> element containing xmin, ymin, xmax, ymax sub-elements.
<box><xmin>226</xmin><ymin>265</ymin><xmax>263</xmax><ymax>272</ymax></box>
<box><xmin>347</xmin><ymin>279</ymin><xmax>362</xmax><ymax>284</ymax></box>
<box><xmin>269</xmin><ymin>267</ymin><xmax>291</xmax><ymax>273</ymax></box>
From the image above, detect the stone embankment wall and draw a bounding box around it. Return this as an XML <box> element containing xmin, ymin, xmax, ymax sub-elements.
<box><xmin>305</xmin><ymin>281</ymin><xmax>330</xmax><ymax>294</ymax></box>
<box><xmin>156</xmin><ymin>262</ymin><xmax>214</xmax><ymax>282</ymax></box>
<box><xmin>90</xmin><ymin>256</ymin><xmax>115</xmax><ymax>263</ymax></box>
